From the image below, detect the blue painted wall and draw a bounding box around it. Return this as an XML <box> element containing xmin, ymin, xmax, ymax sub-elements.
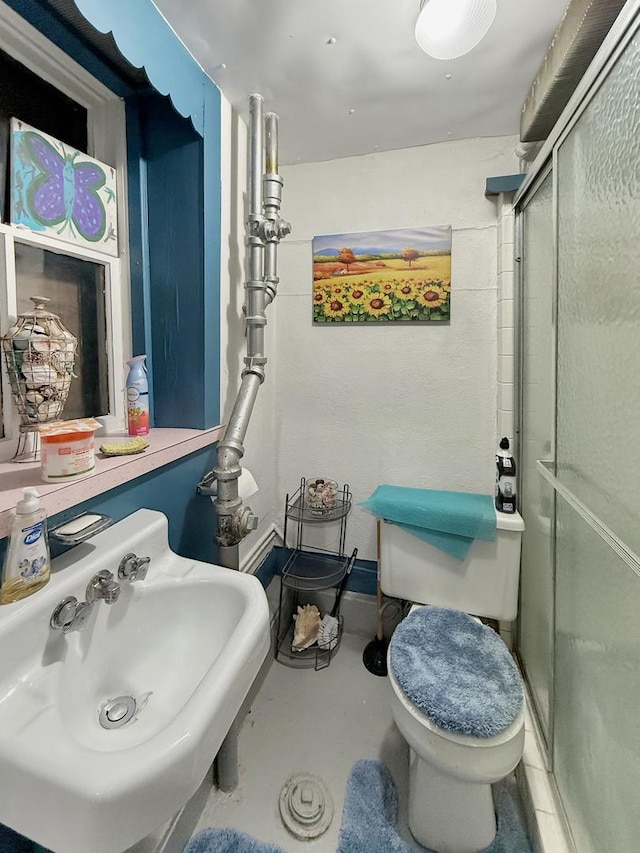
<box><xmin>139</xmin><ymin>94</ymin><xmax>206</xmax><ymax>429</ymax></box>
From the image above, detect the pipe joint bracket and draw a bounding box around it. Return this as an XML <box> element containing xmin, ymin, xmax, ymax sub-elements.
<box><xmin>263</xmin><ymin>172</ymin><xmax>284</xmax><ymax>187</ymax></box>
<box><xmin>216</xmin><ymin>505</ymin><xmax>259</xmax><ymax>547</ymax></box>
<box><xmin>244</xmin><ymin>316</ymin><xmax>267</xmax><ymax>328</ymax></box>
<box><xmin>243</xmin><ymin>354</ymin><xmax>267</xmax><ymax>365</ymax></box>
<box><xmin>241</xmin><ymin>361</ymin><xmax>266</xmax><ymax>382</ymax></box>
<box><xmin>212</xmin><ymin>465</ymin><xmax>241</xmax><ymax>484</ymax></box>
<box><xmin>261</xmin><ymin>218</ymin><xmax>292</xmax><ymax>242</ymax></box>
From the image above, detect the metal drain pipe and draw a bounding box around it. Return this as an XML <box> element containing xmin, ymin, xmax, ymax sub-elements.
<box><xmin>200</xmin><ymin>96</ymin><xmax>289</xmax><ymax>793</ymax></box>
<box><xmin>198</xmin><ymin>95</ymin><xmax>290</xmax><ymax>571</ymax></box>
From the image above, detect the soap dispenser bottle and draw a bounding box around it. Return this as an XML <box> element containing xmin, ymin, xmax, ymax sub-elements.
<box><xmin>495</xmin><ymin>437</ymin><xmax>517</xmax><ymax>514</ymax></box>
<box><xmin>1</xmin><ymin>488</ymin><xmax>51</xmax><ymax>604</ymax></box>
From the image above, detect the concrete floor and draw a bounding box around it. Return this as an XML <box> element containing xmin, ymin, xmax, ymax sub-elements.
<box><xmin>193</xmin><ymin>631</ymin><xmax>422</xmax><ymax>852</ymax></box>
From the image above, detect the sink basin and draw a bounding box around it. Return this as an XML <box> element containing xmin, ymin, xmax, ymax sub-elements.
<box><xmin>0</xmin><ymin>509</ymin><xmax>271</xmax><ymax>853</ymax></box>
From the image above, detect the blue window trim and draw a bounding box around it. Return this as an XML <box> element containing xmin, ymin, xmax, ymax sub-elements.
<box><xmin>73</xmin><ymin>0</ymin><xmax>207</xmax><ymax>135</ymax></box>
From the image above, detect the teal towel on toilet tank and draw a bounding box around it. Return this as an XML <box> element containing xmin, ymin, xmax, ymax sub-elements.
<box><xmin>360</xmin><ymin>485</ymin><xmax>496</xmax><ymax>560</ymax></box>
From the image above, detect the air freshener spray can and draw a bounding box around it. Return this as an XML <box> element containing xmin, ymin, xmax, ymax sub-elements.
<box><xmin>126</xmin><ymin>355</ymin><xmax>150</xmax><ymax>436</ymax></box>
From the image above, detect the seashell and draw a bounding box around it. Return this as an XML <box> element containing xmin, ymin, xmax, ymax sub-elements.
<box><xmin>31</xmin><ymin>337</ymin><xmax>61</xmax><ymax>354</ymax></box>
<box><xmin>292</xmin><ymin>604</ymin><xmax>321</xmax><ymax>651</ymax></box>
<box><xmin>21</xmin><ymin>363</ymin><xmax>58</xmax><ymax>388</ymax></box>
<box><xmin>25</xmin><ymin>391</ymin><xmax>45</xmax><ymax>404</ymax></box>
<box><xmin>37</xmin><ymin>400</ymin><xmax>61</xmax><ymax>421</ymax></box>
<box><xmin>12</xmin><ymin>329</ymin><xmax>34</xmax><ymax>351</ymax></box>
<box><xmin>49</xmin><ymin>351</ymin><xmax>70</xmax><ymax>374</ymax></box>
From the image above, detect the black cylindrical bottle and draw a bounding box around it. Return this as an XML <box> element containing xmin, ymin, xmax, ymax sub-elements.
<box><xmin>495</xmin><ymin>437</ymin><xmax>517</xmax><ymax>513</ymax></box>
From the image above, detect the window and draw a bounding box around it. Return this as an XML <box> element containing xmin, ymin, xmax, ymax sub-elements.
<box><xmin>0</xmin><ymin>3</ymin><xmax>129</xmax><ymax>456</ymax></box>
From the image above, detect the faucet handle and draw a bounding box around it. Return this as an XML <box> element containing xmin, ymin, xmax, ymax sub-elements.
<box><xmin>134</xmin><ymin>556</ymin><xmax>151</xmax><ymax>580</ymax></box>
<box><xmin>118</xmin><ymin>553</ymin><xmax>150</xmax><ymax>583</ymax></box>
<box><xmin>86</xmin><ymin>570</ymin><xmax>121</xmax><ymax>604</ymax></box>
<box><xmin>50</xmin><ymin>597</ymin><xmax>93</xmax><ymax>632</ymax></box>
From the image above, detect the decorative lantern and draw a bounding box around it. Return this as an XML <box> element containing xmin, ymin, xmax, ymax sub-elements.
<box><xmin>1</xmin><ymin>296</ymin><xmax>77</xmax><ymax>462</ymax></box>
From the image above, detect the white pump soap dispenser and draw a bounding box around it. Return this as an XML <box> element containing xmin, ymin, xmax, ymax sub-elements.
<box><xmin>0</xmin><ymin>488</ymin><xmax>51</xmax><ymax>604</ymax></box>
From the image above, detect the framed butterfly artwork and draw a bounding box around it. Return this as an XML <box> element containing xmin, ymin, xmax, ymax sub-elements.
<box><xmin>9</xmin><ymin>118</ymin><xmax>118</xmax><ymax>257</ymax></box>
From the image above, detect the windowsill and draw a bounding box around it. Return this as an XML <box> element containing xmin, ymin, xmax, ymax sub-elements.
<box><xmin>0</xmin><ymin>425</ymin><xmax>224</xmax><ymax>539</ymax></box>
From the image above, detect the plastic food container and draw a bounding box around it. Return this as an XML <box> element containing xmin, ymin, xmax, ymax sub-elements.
<box><xmin>39</xmin><ymin>418</ymin><xmax>101</xmax><ymax>482</ymax></box>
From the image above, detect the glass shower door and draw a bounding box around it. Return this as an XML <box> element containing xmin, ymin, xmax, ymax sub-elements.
<box><xmin>517</xmin><ymin>170</ymin><xmax>555</xmax><ymax>750</ymax></box>
<box><xmin>552</xmin><ymin>23</ymin><xmax>640</xmax><ymax>851</ymax></box>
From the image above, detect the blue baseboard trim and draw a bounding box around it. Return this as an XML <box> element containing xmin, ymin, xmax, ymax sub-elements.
<box><xmin>254</xmin><ymin>546</ymin><xmax>377</xmax><ymax>597</ymax></box>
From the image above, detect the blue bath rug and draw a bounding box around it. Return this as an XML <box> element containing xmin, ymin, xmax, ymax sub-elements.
<box><xmin>183</xmin><ymin>828</ymin><xmax>285</xmax><ymax>853</ymax></box>
<box><xmin>337</xmin><ymin>759</ymin><xmax>408</xmax><ymax>853</ymax></box>
<box><xmin>337</xmin><ymin>760</ymin><xmax>532</xmax><ymax>853</ymax></box>
<box><xmin>390</xmin><ymin>606</ymin><xmax>523</xmax><ymax>738</ymax></box>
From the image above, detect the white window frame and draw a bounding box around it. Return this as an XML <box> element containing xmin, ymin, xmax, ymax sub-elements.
<box><xmin>0</xmin><ymin>2</ymin><xmax>131</xmax><ymax>458</ymax></box>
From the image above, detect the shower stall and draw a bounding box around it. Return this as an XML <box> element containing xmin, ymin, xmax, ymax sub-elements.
<box><xmin>515</xmin><ymin>4</ymin><xmax>640</xmax><ymax>852</ymax></box>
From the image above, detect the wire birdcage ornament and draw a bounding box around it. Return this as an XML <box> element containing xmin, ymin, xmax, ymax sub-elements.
<box><xmin>1</xmin><ymin>296</ymin><xmax>77</xmax><ymax>462</ymax></box>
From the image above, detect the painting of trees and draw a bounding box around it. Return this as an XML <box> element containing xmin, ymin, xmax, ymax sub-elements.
<box><xmin>338</xmin><ymin>247</ymin><xmax>356</xmax><ymax>271</ymax></box>
<box><xmin>401</xmin><ymin>246</ymin><xmax>419</xmax><ymax>268</ymax></box>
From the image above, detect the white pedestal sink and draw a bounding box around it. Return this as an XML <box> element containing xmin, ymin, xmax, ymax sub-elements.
<box><xmin>0</xmin><ymin>509</ymin><xmax>271</xmax><ymax>853</ymax></box>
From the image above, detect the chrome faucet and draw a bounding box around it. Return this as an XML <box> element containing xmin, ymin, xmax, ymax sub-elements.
<box><xmin>49</xmin><ymin>597</ymin><xmax>94</xmax><ymax>633</ymax></box>
<box><xmin>86</xmin><ymin>570</ymin><xmax>121</xmax><ymax>604</ymax></box>
<box><xmin>50</xmin><ymin>570</ymin><xmax>121</xmax><ymax>633</ymax></box>
<box><xmin>118</xmin><ymin>553</ymin><xmax>150</xmax><ymax>583</ymax></box>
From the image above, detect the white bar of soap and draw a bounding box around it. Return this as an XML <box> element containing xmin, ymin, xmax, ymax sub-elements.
<box><xmin>54</xmin><ymin>513</ymin><xmax>104</xmax><ymax>536</ymax></box>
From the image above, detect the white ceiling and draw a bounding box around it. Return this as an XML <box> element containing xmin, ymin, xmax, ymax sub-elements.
<box><xmin>151</xmin><ymin>0</ymin><xmax>570</xmax><ymax>166</ymax></box>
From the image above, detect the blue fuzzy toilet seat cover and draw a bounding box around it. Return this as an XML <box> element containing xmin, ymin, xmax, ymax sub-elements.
<box><xmin>390</xmin><ymin>606</ymin><xmax>523</xmax><ymax>738</ymax></box>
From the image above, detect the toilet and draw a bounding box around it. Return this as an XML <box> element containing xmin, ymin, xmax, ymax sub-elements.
<box><xmin>379</xmin><ymin>509</ymin><xmax>526</xmax><ymax>853</ymax></box>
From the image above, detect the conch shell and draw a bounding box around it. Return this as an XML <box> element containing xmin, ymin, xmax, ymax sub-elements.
<box><xmin>292</xmin><ymin>603</ymin><xmax>321</xmax><ymax>651</ymax></box>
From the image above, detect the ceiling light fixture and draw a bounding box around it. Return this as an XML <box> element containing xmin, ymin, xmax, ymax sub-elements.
<box><xmin>415</xmin><ymin>0</ymin><xmax>497</xmax><ymax>60</ymax></box>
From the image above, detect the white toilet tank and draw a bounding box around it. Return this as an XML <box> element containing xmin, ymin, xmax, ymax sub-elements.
<box><xmin>379</xmin><ymin>510</ymin><xmax>525</xmax><ymax>621</ymax></box>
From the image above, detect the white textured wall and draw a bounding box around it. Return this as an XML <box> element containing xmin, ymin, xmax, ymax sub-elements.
<box><xmin>275</xmin><ymin>136</ymin><xmax>519</xmax><ymax>561</ymax></box>
<box><xmin>219</xmin><ymin>97</ymin><xmax>278</xmax><ymax>565</ymax></box>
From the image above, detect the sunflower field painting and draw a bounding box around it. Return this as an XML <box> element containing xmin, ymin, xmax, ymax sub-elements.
<box><xmin>312</xmin><ymin>225</ymin><xmax>451</xmax><ymax>324</ymax></box>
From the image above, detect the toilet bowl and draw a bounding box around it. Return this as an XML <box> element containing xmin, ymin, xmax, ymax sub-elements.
<box><xmin>388</xmin><ymin>607</ymin><xmax>524</xmax><ymax>853</ymax></box>
<box><xmin>379</xmin><ymin>510</ymin><xmax>526</xmax><ymax>853</ymax></box>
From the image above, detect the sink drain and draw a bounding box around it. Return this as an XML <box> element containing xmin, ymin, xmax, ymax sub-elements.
<box><xmin>279</xmin><ymin>774</ymin><xmax>333</xmax><ymax>839</ymax></box>
<box><xmin>99</xmin><ymin>695</ymin><xmax>137</xmax><ymax>729</ymax></box>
